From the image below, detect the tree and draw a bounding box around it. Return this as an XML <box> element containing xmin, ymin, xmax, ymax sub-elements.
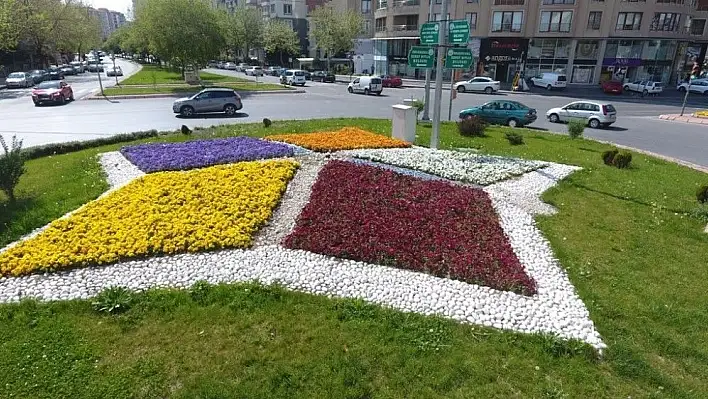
<box><xmin>135</xmin><ymin>0</ymin><xmax>225</xmax><ymax>71</ymax></box>
<box><xmin>310</xmin><ymin>6</ymin><xmax>363</xmax><ymax>70</ymax></box>
<box><xmin>0</xmin><ymin>0</ymin><xmax>19</xmax><ymax>51</ymax></box>
<box><xmin>221</xmin><ymin>6</ymin><xmax>263</xmax><ymax>61</ymax></box>
<box><xmin>263</xmin><ymin>20</ymin><xmax>300</xmax><ymax>66</ymax></box>
<box><xmin>57</xmin><ymin>4</ymin><xmax>102</xmax><ymax>60</ymax></box>
<box><xmin>0</xmin><ymin>135</ymin><xmax>25</xmax><ymax>204</ymax></box>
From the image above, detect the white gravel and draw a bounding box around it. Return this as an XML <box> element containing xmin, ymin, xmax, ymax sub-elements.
<box><xmin>98</xmin><ymin>151</ymin><xmax>145</xmax><ymax>190</ymax></box>
<box><xmin>0</xmin><ymin>149</ymin><xmax>605</xmax><ymax>351</ymax></box>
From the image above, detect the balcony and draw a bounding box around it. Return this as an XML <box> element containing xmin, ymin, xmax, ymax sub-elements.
<box><xmin>394</xmin><ymin>0</ymin><xmax>420</xmax><ymax>6</ymax></box>
<box><xmin>494</xmin><ymin>0</ymin><xmax>524</xmax><ymax>5</ymax></box>
<box><xmin>393</xmin><ymin>24</ymin><xmax>418</xmax><ymax>31</ymax></box>
<box><xmin>491</xmin><ymin>23</ymin><xmax>522</xmax><ymax>32</ymax></box>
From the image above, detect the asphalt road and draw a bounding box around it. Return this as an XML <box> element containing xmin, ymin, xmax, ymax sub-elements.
<box><xmin>1</xmin><ymin>64</ymin><xmax>707</xmax><ymax>169</ymax></box>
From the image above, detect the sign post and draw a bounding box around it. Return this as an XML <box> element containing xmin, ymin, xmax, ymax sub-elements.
<box><xmin>447</xmin><ymin>20</ymin><xmax>470</xmax><ymax>45</ymax></box>
<box><xmin>407</xmin><ymin>47</ymin><xmax>435</xmax><ymax>69</ymax></box>
<box><xmin>420</xmin><ymin>22</ymin><xmax>440</xmax><ymax>46</ymax></box>
<box><xmin>421</xmin><ymin>0</ymin><xmax>435</xmax><ymax>121</ymax></box>
<box><xmin>444</xmin><ymin>48</ymin><xmax>474</xmax><ymax>121</ymax></box>
<box><xmin>430</xmin><ymin>0</ymin><xmax>449</xmax><ymax>149</ymax></box>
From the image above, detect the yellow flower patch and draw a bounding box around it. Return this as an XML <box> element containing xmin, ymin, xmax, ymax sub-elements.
<box><xmin>0</xmin><ymin>160</ymin><xmax>298</xmax><ymax>277</ymax></box>
<box><xmin>266</xmin><ymin>127</ymin><xmax>410</xmax><ymax>152</ymax></box>
<box><xmin>694</xmin><ymin>110</ymin><xmax>708</xmax><ymax>118</ymax></box>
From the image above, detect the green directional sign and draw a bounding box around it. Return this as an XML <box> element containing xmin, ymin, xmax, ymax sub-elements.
<box><xmin>420</xmin><ymin>22</ymin><xmax>440</xmax><ymax>45</ymax></box>
<box><xmin>408</xmin><ymin>46</ymin><xmax>435</xmax><ymax>68</ymax></box>
<box><xmin>447</xmin><ymin>20</ymin><xmax>470</xmax><ymax>45</ymax></box>
<box><xmin>444</xmin><ymin>48</ymin><xmax>473</xmax><ymax>69</ymax></box>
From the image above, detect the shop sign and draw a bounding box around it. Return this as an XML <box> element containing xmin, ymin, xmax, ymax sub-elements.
<box><xmin>479</xmin><ymin>38</ymin><xmax>528</xmax><ymax>63</ymax></box>
<box><xmin>602</xmin><ymin>58</ymin><xmax>641</xmax><ymax>67</ymax></box>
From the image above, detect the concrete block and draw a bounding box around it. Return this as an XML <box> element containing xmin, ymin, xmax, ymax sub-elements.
<box><xmin>392</xmin><ymin>104</ymin><xmax>417</xmax><ymax>143</ymax></box>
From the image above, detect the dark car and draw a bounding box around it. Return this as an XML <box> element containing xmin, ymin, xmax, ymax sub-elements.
<box><xmin>270</xmin><ymin>67</ymin><xmax>283</xmax><ymax>76</ymax></box>
<box><xmin>60</xmin><ymin>65</ymin><xmax>76</xmax><ymax>76</ymax></box>
<box><xmin>31</xmin><ymin>80</ymin><xmax>74</xmax><ymax>106</ymax></box>
<box><xmin>459</xmin><ymin>100</ymin><xmax>537</xmax><ymax>128</ymax></box>
<box><xmin>311</xmin><ymin>71</ymin><xmax>335</xmax><ymax>83</ymax></box>
<box><xmin>28</xmin><ymin>69</ymin><xmax>48</xmax><ymax>84</ymax></box>
<box><xmin>46</xmin><ymin>67</ymin><xmax>65</xmax><ymax>80</ymax></box>
<box><xmin>601</xmin><ymin>80</ymin><xmax>623</xmax><ymax>94</ymax></box>
<box><xmin>172</xmin><ymin>87</ymin><xmax>243</xmax><ymax>117</ymax></box>
<box><xmin>303</xmin><ymin>70</ymin><xmax>311</xmax><ymax>80</ymax></box>
<box><xmin>380</xmin><ymin>75</ymin><xmax>403</xmax><ymax>88</ymax></box>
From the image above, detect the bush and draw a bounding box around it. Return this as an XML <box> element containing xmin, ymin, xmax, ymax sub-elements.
<box><xmin>697</xmin><ymin>185</ymin><xmax>708</xmax><ymax>204</ymax></box>
<box><xmin>21</xmin><ymin>129</ymin><xmax>163</xmax><ymax>161</ymax></box>
<box><xmin>0</xmin><ymin>135</ymin><xmax>26</xmax><ymax>203</ymax></box>
<box><xmin>602</xmin><ymin>149</ymin><xmax>619</xmax><ymax>165</ymax></box>
<box><xmin>411</xmin><ymin>100</ymin><xmax>425</xmax><ymax>118</ymax></box>
<box><xmin>505</xmin><ymin>132</ymin><xmax>524</xmax><ymax>145</ymax></box>
<box><xmin>92</xmin><ymin>286</ymin><xmax>133</xmax><ymax>315</ymax></box>
<box><xmin>567</xmin><ymin>120</ymin><xmax>585</xmax><ymax>139</ymax></box>
<box><xmin>613</xmin><ymin>152</ymin><xmax>633</xmax><ymax>169</ymax></box>
<box><xmin>457</xmin><ymin>116</ymin><xmax>487</xmax><ymax>137</ymax></box>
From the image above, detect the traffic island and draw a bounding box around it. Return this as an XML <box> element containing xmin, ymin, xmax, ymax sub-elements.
<box><xmin>659</xmin><ymin>113</ymin><xmax>708</xmax><ymax>125</ymax></box>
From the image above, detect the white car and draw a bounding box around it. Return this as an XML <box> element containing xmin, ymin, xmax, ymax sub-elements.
<box><xmin>677</xmin><ymin>79</ymin><xmax>708</xmax><ymax>94</ymax></box>
<box><xmin>347</xmin><ymin>76</ymin><xmax>383</xmax><ymax>95</ymax></box>
<box><xmin>283</xmin><ymin>69</ymin><xmax>306</xmax><ymax>86</ymax></box>
<box><xmin>5</xmin><ymin>72</ymin><xmax>33</xmax><ymax>88</ymax></box>
<box><xmin>453</xmin><ymin>77</ymin><xmax>500</xmax><ymax>94</ymax></box>
<box><xmin>623</xmin><ymin>80</ymin><xmax>663</xmax><ymax>95</ymax></box>
<box><xmin>244</xmin><ymin>66</ymin><xmax>263</xmax><ymax>76</ymax></box>
<box><xmin>546</xmin><ymin>101</ymin><xmax>617</xmax><ymax>129</ymax></box>
<box><xmin>223</xmin><ymin>62</ymin><xmax>238</xmax><ymax>70</ymax></box>
<box><xmin>530</xmin><ymin>72</ymin><xmax>567</xmax><ymax>90</ymax></box>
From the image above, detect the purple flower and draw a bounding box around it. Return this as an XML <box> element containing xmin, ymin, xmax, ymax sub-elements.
<box><xmin>121</xmin><ymin>136</ymin><xmax>294</xmax><ymax>173</ymax></box>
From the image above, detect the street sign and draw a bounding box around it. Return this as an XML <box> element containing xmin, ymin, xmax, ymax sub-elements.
<box><xmin>447</xmin><ymin>20</ymin><xmax>470</xmax><ymax>45</ymax></box>
<box><xmin>408</xmin><ymin>46</ymin><xmax>435</xmax><ymax>68</ymax></box>
<box><xmin>420</xmin><ymin>22</ymin><xmax>440</xmax><ymax>45</ymax></box>
<box><xmin>444</xmin><ymin>48</ymin><xmax>473</xmax><ymax>69</ymax></box>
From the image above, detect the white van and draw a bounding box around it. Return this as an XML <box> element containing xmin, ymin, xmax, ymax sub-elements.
<box><xmin>347</xmin><ymin>76</ymin><xmax>383</xmax><ymax>95</ymax></box>
<box><xmin>284</xmin><ymin>70</ymin><xmax>306</xmax><ymax>86</ymax></box>
<box><xmin>531</xmin><ymin>72</ymin><xmax>567</xmax><ymax>90</ymax></box>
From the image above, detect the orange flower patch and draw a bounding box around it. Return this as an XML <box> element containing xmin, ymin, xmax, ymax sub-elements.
<box><xmin>265</xmin><ymin>127</ymin><xmax>410</xmax><ymax>152</ymax></box>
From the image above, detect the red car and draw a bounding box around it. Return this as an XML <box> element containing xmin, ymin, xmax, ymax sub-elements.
<box><xmin>32</xmin><ymin>80</ymin><xmax>74</xmax><ymax>106</ymax></box>
<box><xmin>601</xmin><ymin>80</ymin><xmax>623</xmax><ymax>94</ymax></box>
<box><xmin>380</xmin><ymin>75</ymin><xmax>403</xmax><ymax>88</ymax></box>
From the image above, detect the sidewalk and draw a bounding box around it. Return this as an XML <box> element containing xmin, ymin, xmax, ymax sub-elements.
<box><xmin>658</xmin><ymin>114</ymin><xmax>708</xmax><ymax>125</ymax></box>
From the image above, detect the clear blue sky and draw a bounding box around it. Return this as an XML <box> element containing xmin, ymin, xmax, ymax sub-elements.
<box><xmin>85</xmin><ymin>0</ymin><xmax>132</xmax><ymax>15</ymax></box>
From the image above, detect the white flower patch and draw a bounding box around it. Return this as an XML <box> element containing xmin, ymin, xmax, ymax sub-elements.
<box><xmin>340</xmin><ymin>147</ymin><xmax>548</xmax><ymax>185</ymax></box>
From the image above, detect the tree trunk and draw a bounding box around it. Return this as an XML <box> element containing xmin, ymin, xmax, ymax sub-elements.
<box><xmin>279</xmin><ymin>50</ymin><xmax>283</xmax><ymax>66</ymax></box>
<box><xmin>7</xmin><ymin>189</ymin><xmax>16</xmax><ymax>203</ymax></box>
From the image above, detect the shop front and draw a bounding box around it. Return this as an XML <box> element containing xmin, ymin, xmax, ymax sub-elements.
<box><xmin>675</xmin><ymin>42</ymin><xmax>707</xmax><ymax>81</ymax></box>
<box><xmin>600</xmin><ymin>40</ymin><xmax>676</xmax><ymax>84</ymax></box>
<box><xmin>477</xmin><ymin>38</ymin><xmax>529</xmax><ymax>83</ymax></box>
<box><xmin>524</xmin><ymin>38</ymin><xmax>571</xmax><ymax>82</ymax></box>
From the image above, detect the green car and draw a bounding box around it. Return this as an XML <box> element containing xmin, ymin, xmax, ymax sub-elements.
<box><xmin>459</xmin><ymin>100</ymin><xmax>538</xmax><ymax>128</ymax></box>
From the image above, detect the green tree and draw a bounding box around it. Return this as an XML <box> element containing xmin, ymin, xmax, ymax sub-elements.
<box><xmin>0</xmin><ymin>135</ymin><xmax>25</xmax><ymax>204</ymax></box>
<box><xmin>310</xmin><ymin>6</ymin><xmax>363</xmax><ymax>70</ymax></box>
<box><xmin>220</xmin><ymin>6</ymin><xmax>263</xmax><ymax>61</ymax></box>
<box><xmin>58</xmin><ymin>4</ymin><xmax>102</xmax><ymax>60</ymax></box>
<box><xmin>0</xmin><ymin>0</ymin><xmax>19</xmax><ymax>51</ymax></box>
<box><xmin>263</xmin><ymin>19</ymin><xmax>300</xmax><ymax>66</ymax></box>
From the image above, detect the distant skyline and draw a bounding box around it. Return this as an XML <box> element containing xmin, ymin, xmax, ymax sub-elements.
<box><xmin>85</xmin><ymin>0</ymin><xmax>132</xmax><ymax>16</ymax></box>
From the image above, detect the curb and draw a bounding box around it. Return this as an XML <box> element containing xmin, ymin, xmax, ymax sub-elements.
<box><xmin>84</xmin><ymin>89</ymin><xmax>305</xmax><ymax>100</ymax></box>
<box><xmin>658</xmin><ymin>114</ymin><xmax>708</xmax><ymax>125</ymax></box>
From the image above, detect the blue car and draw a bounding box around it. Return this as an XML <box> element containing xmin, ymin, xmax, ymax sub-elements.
<box><xmin>459</xmin><ymin>100</ymin><xmax>537</xmax><ymax>128</ymax></box>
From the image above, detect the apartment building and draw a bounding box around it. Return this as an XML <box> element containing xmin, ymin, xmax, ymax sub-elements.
<box><xmin>88</xmin><ymin>8</ymin><xmax>127</xmax><ymax>40</ymax></box>
<box><xmin>368</xmin><ymin>0</ymin><xmax>708</xmax><ymax>84</ymax></box>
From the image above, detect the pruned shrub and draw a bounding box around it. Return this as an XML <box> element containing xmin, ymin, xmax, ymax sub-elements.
<box><xmin>697</xmin><ymin>185</ymin><xmax>708</xmax><ymax>204</ymax></box>
<box><xmin>92</xmin><ymin>286</ymin><xmax>133</xmax><ymax>315</ymax></box>
<box><xmin>505</xmin><ymin>131</ymin><xmax>524</xmax><ymax>145</ymax></box>
<box><xmin>0</xmin><ymin>135</ymin><xmax>26</xmax><ymax>203</ymax></box>
<box><xmin>602</xmin><ymin>149</ymin><xmax>619</xmax><ymax>165</ymax></box>
<box><xmin>411</xmin><ymin>100</ymin><xmax>425</xmax><ymax>119</ymax></box>
<box><xmin>613</xmin><ymin>152</ymin><xmax>633</xmax><ymax>169</ymax></box>
<box><xmin>457</xmin><ymin>116</ymin><xmax>487</xmax><ymax>137</ymax></box>
<box><xmin>567</xmin><ymin>120</ymin><xmax>585</xmax><ymax>139</ymax></box>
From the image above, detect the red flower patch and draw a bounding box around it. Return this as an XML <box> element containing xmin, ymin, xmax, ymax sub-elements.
<box><xmin>283</xmin><ymin>160</ymin><xmax>536</xmax><ymax>295</ymax></box>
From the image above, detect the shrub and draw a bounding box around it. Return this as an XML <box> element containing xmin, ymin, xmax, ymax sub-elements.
<box><xmin>411</xmin><ymin>100</ymin><xmax>425</xmax><ymax>118</ymax></box>
<box><xmin>457</xmin><ymin>116</ymin><xmax>487</xmax><ymax>137</ymax></box>
<box><xmin>92</xmin><ymin>286</ymin><xmax>133</xmax><ymax>314</ymax></box>
<box><xmin>697</xmin><ymin>185</ymin><xmax>708</xmax><ymax>204</ymax></box>
<box><xmin>22</xmin><ymin>129</ymin><xmax>163</xmax><ymax>161</ymax></box>
<box><xmin>505</xmin><ymin>132</ymin><xmax>524</xmax><ymax>145</ymax></box>
<box><xmin>602</xmin><ymin>149</ymin><xmax>619</xmax><ymax>165</ymax></box>
<box><xmin>613</xmin><ymin>152</ymin><xmax>633</xmax><ymax>169</ymax></box>
<box><xmin>189</xmin><ymin>280</ymin><xmax>213</xmax><ymax>305</ymax></box>
<box><xmin>567</xmin><ymin>120</ymin><xmax>585</xmax><ymax>139</ymax></box>
<box><xmin>0</xmin><ymin>135</ymin><xmax>26</xmax><ymax>203</ymax></box>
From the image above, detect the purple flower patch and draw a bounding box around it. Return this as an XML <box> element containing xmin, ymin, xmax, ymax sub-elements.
<box><xmin>121</xmin><ymin>136</ymin><xmax>294</xmax><ymax>173</ymax></box>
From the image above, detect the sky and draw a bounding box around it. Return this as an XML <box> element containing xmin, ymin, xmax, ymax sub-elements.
<box><xmin>85</xmin><ymin>0</ymin><xmax>132</xmax><ymax>16</ymax></box>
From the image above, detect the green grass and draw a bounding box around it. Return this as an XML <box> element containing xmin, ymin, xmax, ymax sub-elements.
<box><xmin>120</xmin><ymin>65</ymin><xmax>248</xmax><ymax>86</ymax></box>
<box><xmin>1</xmin><ymin>119</ymin><xmax>708</xmax><ymax>398</ymax></box>
<box><xmin>102</xmin><ymin>81</ymin><xmax>286</xmax><ymax>96</ymax></box>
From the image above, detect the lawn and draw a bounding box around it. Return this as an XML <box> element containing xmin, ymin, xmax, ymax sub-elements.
<box><xmin>101</xmin><ymin>81</ymin><xmax>286</xmax><ymax>96</ymax></box>
<box><xmin>1</xmin><ymin>119</ymin><xmax>707</xmax><ymax>398</ymax></box>
<box><xmin>120</xmin><ymin>65</ymin><xmax>246</xmax><ymax>86</ymax></box>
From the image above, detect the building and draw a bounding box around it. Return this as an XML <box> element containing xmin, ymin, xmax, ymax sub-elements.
<box><xmin>89</xmin><ymin>8</ymin><xmax>127</xmax><ymax>40</ymax></box>
<box><xmin>365</xmin><ymin>0</ymin><xmax>708</xmax><ymax>85</ymax></box>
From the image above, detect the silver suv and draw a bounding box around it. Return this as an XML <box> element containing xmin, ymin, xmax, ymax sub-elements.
<box><xmin>172</xmin><ymin>88</ymin><xmax>243</xmax><ymax>117</ymax></box>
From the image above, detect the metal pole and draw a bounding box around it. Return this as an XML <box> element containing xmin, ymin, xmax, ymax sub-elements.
<box><xmin>95</xmin><ymin>50</ymin><xmax>104</xmax><ymax>96</ymax></box>
<box><xmin>431</xmin><ymin>0</ymin><xmax>448</xmax><ymax>149</ymax></box>
<box><xmin>680</xmin><ymin>79</ymin><xmax>691</xmax><ymax>116</ymax></box>
<box><xmin>448</xmin><ymin>69</ymin><xmax>455</xmax><ymax>121</ymax></box>
<box><xmin>421</xmin><ymin>0</ymin><xmax>435</xmax><ymax>121</ymax></box>
<box><xmin>112</xmin><ymin>56</ymin><xmax>118</xmax><ymax>85</ymax></box>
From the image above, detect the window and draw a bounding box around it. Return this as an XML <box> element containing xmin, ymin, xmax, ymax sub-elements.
<box><xmin>375</xmin><ymin>17</ymin><xmax>386</xmax><ymax>31</ymax></box>
<box><xmin>494</xmin><ymin>0</ymin><xmax>524</xmax><ymax>4</ymax></box>
<box><xmin>650</xmin><ymin>13</ymin><xmax>680</xmax><ymax>32</ymax></box>
<box><xmin>284</xmin><ymin>19</ymin><xmax>293</xmax><ymax>28</ymax></box>
<box><xmin>362</xmin><ymin>0</ymin><xmax>371</xmax><ymax>12</ymax></box>
<box><xmin>587</xmin><ymin>11</ymin><xmax>601</xmax><ymax>30</ymax></box>
<box><xmin>465</xmin><ymin>12</ymin><xmax>477</xmax><ymax>30</ymax></box>
<box><xmin>542</xmin><ymin>0</ymin><xmax>574</xmax><ymax>4</ymax></box>
<box><xmin>616</xmin><ymin>12</ymin><xmax>642</xmax><ymax>30</ymax></box>
<box><xmin>434</xmin><ymin>13</ymin><xmax>450</xmax><ymax>21</ymax></box>
<box><xmin>539</xmin><ymin>11</ymin><xmax>572</xmax><ymax>32</ymax></box>
<box><xmin>466</xmin><ymin>0</ymin><xmax>479</xmax><ymax>3</ymax></box>
<box><xmin>690</xmin><ymin>19</ymin><xmax>706</xmax><ymax>35</ymax></box>
<box><xmin>492</xmin><ymin>11</ymin><xmax>523</xmax><ymax>32</ymax></box>
<box><xmin>656</xmin><ymin>0</ymin><xmax>684</xmax><ymax>3</ymax></box>
<box><xmin>378</xmin><ymin>0</ymin><xmax>387</xmax><ymax>9</ymax></box>
<box><xmin>283</xmin><ymin>3</ymin><xmax>292</xmax><ymax>14</ymax></box>
<box><xmin>363</xmin><ymin>19</ymin><xmax>371</xmax><ymax>31</ymax></box>
<box><xmin>571</xmin><ymin>66</ymin><xmax>594</xmax><ymax>83</ymax></box>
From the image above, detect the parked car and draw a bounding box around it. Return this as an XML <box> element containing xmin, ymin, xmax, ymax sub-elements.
<box><xmin>60</xmin><ymin>65</ymin><xmax>76</xmax><ymax>76</ymax></box>
<box><xmin>207</xmin><ymin>60</ymin><xmax>219</xmax><ymax>68</ymax></box>
<box><xmin>459</xmin><ymin>100</ymin><xmax>537</xmax><ymax>128</ymax></box>
<box><xmin>601</xmin><ymin>80</ymin><xmax>623</xmax><ymax>94</ymax></box>
<box><xmin>172</xmin><ymin>88</ymin><xmax>243</xmax><ymax>117</ymax></box>
<box><xmin>244</xmin><ymin>66</ymin><xmax>264</xmax><ymax>76</ymax></box>
<box><xmin>623</xmin><ymin>80</ymin><xmax>662</xmax><ymax>95</ymax></box>
<box><xmin>31</xmin><ymin>80</ymin><xmax>74</xmax><ymax>105</ymax></box>
<box><xmin>311</xmin><ymin>71</ymin><xmax>335</xmax><ymax>83</ymax></box>
<box><xmin>5</xmin><ymin>72</ymin><xmax>34</xmax><ymax>88</ymax></box>
<box><xmin>28</xmin><ymin>69</ymin><xmax>48</xmax><ymax>84</ymax></box>
<box><xmin>106</xmin><ymin>66</ymin><xmax>123</xmax><ymax>77</ymax></box>
<box><xmin>379</xmin><ymin>75</ymin><xmax>402</xmax><ymax>88</ymax></box>
<box><xmin>303</xmin><ymin>71</ymin><xmax>311</xmax><ymax>80</ymax></box>
<box><xmin>223</xmin><ymin>62</ymin><xmax>238</xmax><ymax>70</ymax></box>
<box><xmin>270</xmin><ymin>67</ymin><xmax>283</xmax><ymax>76</ymax></box>
<box><xmin>530</xmin><ymin>72</ymin><xmax>567</xmax><ymax>90</ymax></box>
<box><xmin>676</xmin><ymin>79</ymin><xmax>708</xmax><ymax>95</ymax></box>
<box><xmin>453</xmin><ymin>76</ymin><xmax>501</xmax><ymax>94</ymax></box>
<box><xmin>283</xmin><ymin>70</ymin><xmax>306</xmax><ymax>86</ymax></box>
<box><xmin>87</xmin><ymin>61</ymin><xmax>104</xmax><ymax>72</ymax></box>
<box><xmin>70</xmin><ymin>61</ymin><xmax>85</xmax><ymax>73</ymax></box>
<box><xmin>347</xmin><ymin>76</ymin><xmax>383</xmax><ymax>95</ymax></box>
<box><xmin>236</xmin><ymin>63</ymin><xmax>248</xmax><ymax>72</ymax></box>
<box><xmin>546</xmin><ymin>101</ymin><xmax>617</xmax><ymax>129</ymax></box>
<box><xmin>46</xmin><ymin>66</ymin><xmax>64</xmax><ymax>80</ymax></box>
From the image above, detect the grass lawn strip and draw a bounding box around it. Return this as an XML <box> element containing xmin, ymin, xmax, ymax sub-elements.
<box><xmin>102</xmin><ymin>82</ymin><xmax>285</xmax><ymax>96</ymax></box>
<box><xmin>119</xmin><ymin>65</ymin><xmax>245</xmax><ymax>86</ymax></box>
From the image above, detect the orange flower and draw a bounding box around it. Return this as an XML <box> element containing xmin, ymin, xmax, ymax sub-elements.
<box><xmin>266</xmin><ymin>127</ymin><xmax>410</xmax><ymax>152</ymax></box>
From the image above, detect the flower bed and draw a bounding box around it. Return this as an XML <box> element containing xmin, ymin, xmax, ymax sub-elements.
<box><xmin>283</xmin><ymin>160</ymin><xmax>536</xmax><ymax>295</ymax></box>
<box><xmin>265</xmin><ymin>127</ymin><xmax>410</xmax><ymax>152</ymax></box>
<box><xmin>342</xmin><ymin>148</ymin><xmax>547</xmax><ymax>186</ymax></box>
<box><xmin>121</xmin><ymin>136</ymin><xmax>294</xmax><ymax>173</ymax></box>
<box><xmin>0</xmin><ymin>160</ymin><xmax>298</xmax><ymax>277</ymax></box>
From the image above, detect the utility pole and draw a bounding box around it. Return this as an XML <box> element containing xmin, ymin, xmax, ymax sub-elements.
<box><xmin>112</xmin><ymin>55</ymin><xmax>118</xmax><ymax>85</ymax></box>
<box><xmin>680</xmin><ymin>80</ymin><xmax>691</xmax><ymax>116</ymax></box>
<box><xmin>430</xmin><ymin>0</ymin><xmax>449</xmax><ymax>149</ymax></box>
<box><xmin>95</xmin><ymin>49</ymin><xmax>104</xmax><ymax>96</ymax></box>
<box><xmin>421</xmin><ymin>0</ymin><xmax>435</xmax><ymax>121</ymax></box>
